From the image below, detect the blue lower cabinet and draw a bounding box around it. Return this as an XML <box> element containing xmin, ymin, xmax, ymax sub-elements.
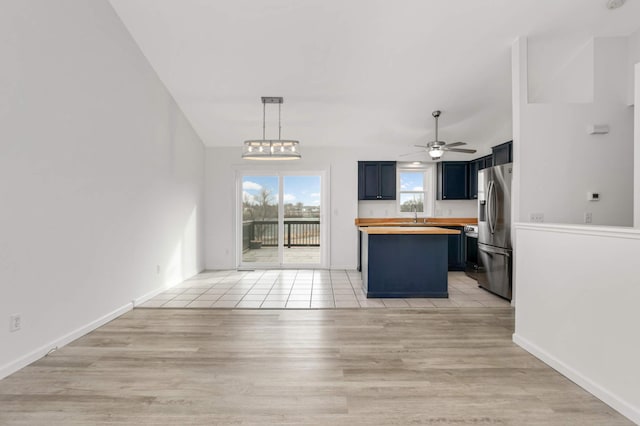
<box><xmin>361</xmin><ymin>233</ymin><xmax>449</xmax><ymax>298</ymax></box>
<box><xmin>443</xmin><ymin>226</ymin><xmax>465</xmax><ymax>271</ymax></box>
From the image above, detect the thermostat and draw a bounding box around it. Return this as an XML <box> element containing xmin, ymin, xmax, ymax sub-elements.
<box><xmin>587</xmin><ymin>192</ymin><xmax>600</xmax><ymax>201</ymax></box>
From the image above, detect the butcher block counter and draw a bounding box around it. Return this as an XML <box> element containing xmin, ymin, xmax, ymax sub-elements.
<box><xmin>359</xmin><ymin>225</ymin><xmax>461</xmax><ymax>298</ymax></box>
<box><xmin>355</xmin><ymin>217</ymin><xmax>477</xmax><ymax>227</ymax></box>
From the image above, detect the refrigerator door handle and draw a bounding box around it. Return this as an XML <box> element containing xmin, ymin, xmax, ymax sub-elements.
<box><xmin>487</xmin><ymin>180</ymin><xmax>496</xmax><ymax>234</ymax></box>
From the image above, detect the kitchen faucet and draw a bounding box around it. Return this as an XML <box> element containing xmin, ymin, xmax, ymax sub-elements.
<box><xmin>412</xmin><ymin>204</ymin><xmax>418</xmax><ymax>223</ymax></box>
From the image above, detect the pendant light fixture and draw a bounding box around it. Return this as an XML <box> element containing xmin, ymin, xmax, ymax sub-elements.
<box><xmin>242</xmin><ymin>97</ymin><xmax>301</xmax><ymax>160</ymax></box>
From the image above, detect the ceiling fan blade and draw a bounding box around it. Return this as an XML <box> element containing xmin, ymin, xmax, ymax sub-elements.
<box><xmin>414</xmin><ymin>144</ymin><xmax>430</xmax><ymax>148</ymax></box>
<box><xmin>444</xmin><ymin>141</ymin><xmax>466</xmax><ymax>148</ymax></box>
<box><xmin>445</xmin><ymin>148</ymin><xmax>477</xmax><ymax>154</ymax></box>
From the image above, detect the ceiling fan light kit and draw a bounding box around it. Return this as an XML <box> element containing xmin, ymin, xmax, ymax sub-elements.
<box><xmin>429</xmin><ymin>146</ymin><xmax>445</xmax><ymax>159</ymax></box>
<box><xmin>413</xmin><ymin>110</ymin><xmax>477</xmax><ymax>160</ymax></box>
<box><xmin>242</xmin><ymin>96</ymin><xmax>301</xmax><ymax>160</ymax></box>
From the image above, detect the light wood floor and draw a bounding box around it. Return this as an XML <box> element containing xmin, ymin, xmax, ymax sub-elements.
<box><xmin>0</xmin><ymin>308</ymin><xmax>631</xmax><ymax>425</ymax></box>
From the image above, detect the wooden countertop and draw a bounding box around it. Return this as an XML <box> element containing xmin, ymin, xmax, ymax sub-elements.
<box><xmin>355</xmin><ymin>217</ymin><xmax>477</xmax><ymax>227</ymax></box>
<box><xmin>359</xmin><ymin>226</ymin><xmax>461</xmax><ymax>235</ymax></box>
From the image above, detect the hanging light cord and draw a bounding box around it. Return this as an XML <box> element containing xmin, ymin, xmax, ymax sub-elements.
<box><xmin>261</xmin><ymin>101</ymin><xmax>282</xmax><ymax>141</ymax></box>
<box><xmin>262</xmin><ymin>101</ymin><xmax>266</xmax><ymax>140</ymax></box>
<box><xmin>278</xmin><ymin>103</ymin><xmax>282</xmax><ymax>140</ymax></box>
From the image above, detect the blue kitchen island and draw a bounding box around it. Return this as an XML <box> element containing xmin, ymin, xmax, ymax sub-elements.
<box><xmin>359</xmin><ymin>226</ymin><xmax>460</xmax><ymax>298</ymax></box>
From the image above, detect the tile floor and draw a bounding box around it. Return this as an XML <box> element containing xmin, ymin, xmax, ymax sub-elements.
<box><xmin>139</xmin><ymin>269</ymin><xmax>511</xmax><ymax>309</ymax></box>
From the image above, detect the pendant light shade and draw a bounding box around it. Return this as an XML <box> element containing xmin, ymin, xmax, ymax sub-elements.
<box><xmin>242</xmin><ymin>140</ymin><xmax>300</xmax><ymax>160</ymax></box>
<box><xmin>242</xmin><ymin>97</ymin><xmax>301</xmax><ymax>160</ymax></box>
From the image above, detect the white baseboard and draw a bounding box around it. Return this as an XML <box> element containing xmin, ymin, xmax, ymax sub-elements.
<box><xmin>133</xmin><ymin>268</ymin><xmax>204</xmax><ymax>306</ymax></box>
<box><xmin>513</xmin><ymin>333</ymin><xmax>640</xmax><ymax>425</ymax></box>
<box><xmin>0</xmin><ymin>268</ymin><xmax>207</xmax><ymax>381</ymax></box>
<box><xmin>330</xmin><ymin>264</ymin><xmax>358</xmax><ymax>270</ymax></box>
<box><xmin>133</xmin><ymin>286</ymin><xmax>166</xmax><ymax>306</ymax></box>
<box><xmin>0</xmin><ymin>303</ymin><xmax>132</xmax><ymax>381</ymax></box>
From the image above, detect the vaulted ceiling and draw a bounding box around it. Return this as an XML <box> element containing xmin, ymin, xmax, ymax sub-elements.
<box><xmin>109</xmin><ymin>0</ymin><xmax>640</xmax><ymax>158</ymax></box>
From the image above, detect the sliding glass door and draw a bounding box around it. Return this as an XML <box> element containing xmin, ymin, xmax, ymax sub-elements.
<box><xmin>282</xmin><ymin>175</ymin><xmax>321</xmax><ymax>265</ymax></box>
<box><xmin>241</xmin><ymin>175</ymin><xmax>280</xmax><ymax>265</ymax></box>
<box><xmin>239</xmin><ymin>172</ymin><xmax>324</xmax><ymax>268</ymax></box>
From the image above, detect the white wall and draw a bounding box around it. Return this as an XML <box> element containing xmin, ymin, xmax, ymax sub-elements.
<box><xmin>627</xmin><ymin>28</ymin><xmax>640</xmax><ymax>105</ymax></box>
<box><xmin>434</xmin><ymin>200</ymin><xmax>477</xmax><ymax>218</ymax></box>
<box><xmin>528</xmin><ymin>36</ymin><xmax>594</xmax><ymax>104</ymax></box>
<box><xmin>635</xmin><ymin>64</ymin><xmax>640</xmax><ymax>227</ymax></box>
<box><xmin>512</xmin><ymin>32</ymin><xmax>640</xmax><ymax>424</ymax></box>
<box><xmin>516</xmin><ymin>36</ymin><xmax>634</xmax><ymax>226</ymax></box>
<box><xmin>513</xmin><ymin>224</ymin><xmax>640</xmax><ymax>424</ymax></box>
<box><xmin>357</xmin><ymin>199</ymin><xmax>477</xmax><ymax>219</ymax></box>
<box><xmin>633</xmin><ymin>30</ymin><xmax>640</xmax><ymax>226</ymax></box>
<box><xmin>0</xmin><ymin>1</ymin><xmax>205</xmax><ymax>378</ymax></box>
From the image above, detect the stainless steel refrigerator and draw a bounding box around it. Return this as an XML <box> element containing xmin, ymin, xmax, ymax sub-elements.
<box><xmin>477</xmin><ymin>163</ymin><xmax>513</xmax><ymax>300</ymax></box>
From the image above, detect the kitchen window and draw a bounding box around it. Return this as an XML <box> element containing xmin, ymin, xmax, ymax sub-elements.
<box><xmin>397</xmin><ymin>166</ymin><xmax>434</xmax><ymax>216</ymax></box>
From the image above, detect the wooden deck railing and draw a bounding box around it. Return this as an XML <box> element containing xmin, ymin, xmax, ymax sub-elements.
<box><xmin>242</xmin><ymin>220</ymin><xmax>320</xmax><ymax>251</ymax></box>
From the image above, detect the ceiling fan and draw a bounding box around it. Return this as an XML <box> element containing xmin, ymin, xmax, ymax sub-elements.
<box><xmin>411</xmin><ymin>110</ymin><xmax>477</xmax><ymax>160</ymax></box>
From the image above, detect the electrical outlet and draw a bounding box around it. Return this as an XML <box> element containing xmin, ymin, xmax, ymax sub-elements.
<box><xmin>156</xmin><ymin>265</ymin><xmax>161</xmax><ymax>275</ymax></box>
<box><xmin>10</xmin><ymin>314</ymin><xmax>21</xmax><ymax>332</ymax></box>
<box><xmin>530</xmin><ymin>213</ymin><xmax>544</xmax><ymax>223</ymax></box>
<box><xmin>584</xmin><ymin>212</ymin><xmax>593</xmax><ymax>224</ymax></box>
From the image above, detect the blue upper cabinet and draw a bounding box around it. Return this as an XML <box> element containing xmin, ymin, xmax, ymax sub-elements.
<box><xmin>468</xmin><ymin>156</ymin><xmax>495</xmax><ymax>199</ymax></box>
<box><xmin>483</xmin><ymin>154</ymin><xmax>493</xmax><ymax>169</ymax></box>
<box><xmin>437</xmin><ymin>161</ymin><xmax>469</xmax><ymax>200</ymax></box>
<box><xmin>468</xmin><ymin>158</ymin><xmax>483</xmax><ymax>200</ymax></box>
<box><xmin>492</xmin><ymin>141</ymin><xmax>512</xmax><ymax>166</ymax></box>
<box><xmin>438</xmin><ymin>142</ymin><xmax>509</xmax><ymax>201</ymax></box>
<box><xmin>358</xmin><ymin>161</ymin><xmax>396</xmax><ymax>200</ymax></box>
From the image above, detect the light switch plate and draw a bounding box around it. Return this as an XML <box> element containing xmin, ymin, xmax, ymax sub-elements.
<box><xmin>9</xmin><ymin>314</ymin><xmax>21</xmax><ymax>332</ymax></box>
<box><xmin>584</xmin><ymin>212</ymin><xmax>593</xmax><ymax>224</ymax></box>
